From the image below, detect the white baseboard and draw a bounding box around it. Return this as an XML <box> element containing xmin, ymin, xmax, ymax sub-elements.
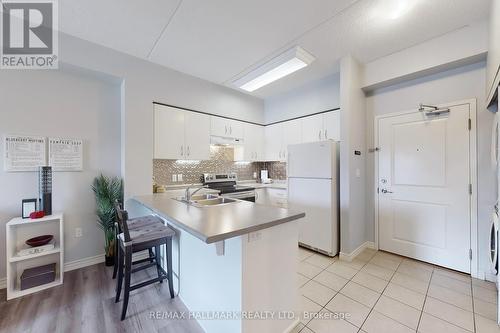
<box><xmin>339</xmin><ymin>241</ymin><xmax>375</xmax><ymax>262</ymax></box>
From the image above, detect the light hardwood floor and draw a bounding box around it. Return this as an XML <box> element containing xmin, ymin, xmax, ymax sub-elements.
<box><xmin>0</xmin><ymin>263</ymin><xmax>204</xmax><ymax>333</ymax></box>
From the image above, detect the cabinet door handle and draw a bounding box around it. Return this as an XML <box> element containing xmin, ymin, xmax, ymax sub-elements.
<box><xmin>318</xmin><ymin>130</ymin><xmax>321</xmax><ymax>140</ymax></box>
<box><xmin>230</xmin><ymin>126</ymin><xmax>232</xmax><ymax>135</ymax></box>
<box><xmin>180</xmin><ymin>146</ymin><xmax>183</xmax><ymax>156</ymax></box>
<box><xmin>325</xmin><ymin>129</ymin><xmax>327</xmax><ymax>139</ymax></box>
<box><xmin>187</xmin><ymin>146</ymin><xmax>190</xmax><ymax>156</ymax></box>
<box><xmin>225</xmin><ymin>125</ymin><xmax>227</xmax><ymax>134</ymax></box>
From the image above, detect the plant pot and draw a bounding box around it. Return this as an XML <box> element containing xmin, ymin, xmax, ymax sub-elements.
<box><xmin>105</xmin><ymin>255</ymin><xmax>114</xmax><ymax>267</ymax></box>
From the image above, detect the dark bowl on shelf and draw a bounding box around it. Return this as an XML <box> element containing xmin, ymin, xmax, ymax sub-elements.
<box><xmin>26</xmin><ymin>235</ymin><xmax>53</xmax><ymax>247</ymax></box>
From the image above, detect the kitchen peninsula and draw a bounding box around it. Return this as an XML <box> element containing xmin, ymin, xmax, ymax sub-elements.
<box><xmin>132</xmin><ymin>191</ymin><xmax>305</xmax><ymax>333</ymax></box>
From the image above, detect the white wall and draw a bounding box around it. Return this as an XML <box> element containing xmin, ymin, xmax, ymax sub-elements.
<box><xmin>58</xmin><ymin>33</ymin><xmax>264</xmax><ymax>202</ymax></box>
<box><xmin>0</xmin><ymin>69</ymin><xmax>121</xmax><ymax>279</ymax></box>
<box><xmin>264</xmin><ymin>73</ymin><xmax>340</xmax><ymax>124</ymax></box>
<box><xmin>365</xmin><ymin>61</ymin><xmax>495</xmax><ymax>276</ymax></box>
<box><xmin>363</xmin><ymin>20</ymin><xmax>488</xmax><ymax>91</ymax></box>
<box><xmin>339</xmin><ymin>56</ymin><xmax>367</xmax><ymax>254</ymax></box>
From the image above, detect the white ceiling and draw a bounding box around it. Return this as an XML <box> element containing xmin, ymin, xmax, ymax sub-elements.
<box><xmin>58</xmin><ymin>0</ymin><xmax>491</xmax><ymax>98</ymax></box>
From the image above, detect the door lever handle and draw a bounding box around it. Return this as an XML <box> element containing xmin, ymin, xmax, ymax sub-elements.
<box><xmin>381</xmin><ymin>189</ymin><xmax>393</xmax><ymax>194</ymax></box>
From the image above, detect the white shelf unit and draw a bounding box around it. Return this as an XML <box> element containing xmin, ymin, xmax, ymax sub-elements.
<box><xmin>6</xmin><ymin>213</ymin><xmax>64</xmax><ymax>300</ymax></box>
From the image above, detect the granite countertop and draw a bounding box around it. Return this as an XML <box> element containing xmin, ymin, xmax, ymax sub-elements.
<box><xmin>133</xmin><ymin>190</ymin><xmax>303</xmax><ymax>244</ymax></box>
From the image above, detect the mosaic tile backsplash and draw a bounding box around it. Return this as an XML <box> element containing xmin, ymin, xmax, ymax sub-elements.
<box><xmin>153</xmin><ymin>146</ymin><xmax>287</xmax><ymax>186</ymax></box>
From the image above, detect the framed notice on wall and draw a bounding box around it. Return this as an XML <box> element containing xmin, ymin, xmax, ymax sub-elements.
<box><xmin>4</xmin><ymin>135</ymin><xmax>47</xmax><ymax>172</ymax></box>
<box><xmin>49</xmin><ymin>138</ymin><xmax>83</xmax><ymax>171</ymax></box>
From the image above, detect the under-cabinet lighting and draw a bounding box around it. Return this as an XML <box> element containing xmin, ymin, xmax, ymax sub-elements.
<box><xmin>175</xmin><ymin>160</ymin><xmax>201</xmax><ymax>165</ymax></box>
<box><xmin>234</xmin><ymin>161</ymin><xmax>252</xmax><ymax>165</ymax></box>
<box><xmin>233</xmin><ymin>46</ymin><xmax>315</xmax><ymax>92</ymax></box>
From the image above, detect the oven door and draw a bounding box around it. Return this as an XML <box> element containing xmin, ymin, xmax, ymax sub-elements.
<box><xmin>221</xmin><ymin>191</ymin><xmax>256</xmax><ymax>202</ymax></box>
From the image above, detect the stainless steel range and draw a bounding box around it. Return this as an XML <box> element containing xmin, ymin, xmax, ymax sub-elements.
<box><xmin>203</xmin><ymin>173</ymin><xmax>256</xmax><ymax>202</ymax></box>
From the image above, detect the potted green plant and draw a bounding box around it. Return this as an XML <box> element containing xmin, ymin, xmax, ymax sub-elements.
<box><xmin>92</xmin><ymin>174</ymin><xmax>123</xmax><ymax>266</ymax></box>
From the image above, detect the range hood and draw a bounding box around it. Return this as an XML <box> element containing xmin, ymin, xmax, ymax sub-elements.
<box><xmin>210</xmin><ymin>135</ymin><xmax>244</xmax><ymax>146</ymax></box>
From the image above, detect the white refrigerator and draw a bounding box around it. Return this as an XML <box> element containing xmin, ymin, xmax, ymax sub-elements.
<box><xmin>287</xmin><ymin>141</ymin><xmax>339</xmax><ymax>256</ymax></box>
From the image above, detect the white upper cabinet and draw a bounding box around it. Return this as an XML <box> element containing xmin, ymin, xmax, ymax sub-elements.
<box><xmin>154</xmin><ymin>104</ymin><xmax>210</xmax><ymax>160</ymax></box>
<box><xmin>243</xmin><ymin>123</ymin><xmax>265</xmax><ymax>161</ymax></box>
<box><xmin>301</xmin><ymin>111</ymin><xmax>340</xmax><ymax>143</ymax></box>
<box><xmin>324</xmin><ymin>111</ymin><xmax>340</xmax><ymax>141</ymax></box>
<box><xmin>282</xmin><ymin>119</ymin><xmax>302</xmax><ymax>161</ymax></box>
<box><xmin>302</xmin><ymin>114</ymin><xmax>324</xmax><ymax>143</ymax></box>
<box><xmin>487</xmin><ymin>0</ymin><xmax>500</xmax><ymax>106</ymax></box>
<box><xmin>154</xmin><ymin>105</ymin><xmax>184</xmax><ymax>159</ymax></box>
<box><xmin>211</xmin><ymin>116</ymin><xmax>244</xmax><ymax>139</ymax></box>
<box><xmin>184</xmin><ymin>112</ymin><xmax>211</xmax><ymax>160</ymax></box>
<box><xmin>265</xmin><ymin>123</ymin><xmax>283</xmax><ymax>161</ymax></box>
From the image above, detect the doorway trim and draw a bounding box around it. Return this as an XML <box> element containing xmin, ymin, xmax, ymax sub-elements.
<box><xmin>373</xmin><ymin>99</ymin><xmax>478</xmax><ymax>278</ymax></box>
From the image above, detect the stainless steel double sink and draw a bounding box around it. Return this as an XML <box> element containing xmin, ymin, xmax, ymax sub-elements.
<box><xmin>173</xmin><ymin>194</ymin><xmax>238</xmax><ymax>207</ymax></box>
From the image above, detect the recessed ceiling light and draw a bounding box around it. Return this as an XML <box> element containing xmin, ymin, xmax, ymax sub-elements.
<box><xmin>233</xmin><ymin>46</ymin><xmax>315</xmax><ymax>92</ymax></box>
<box><xmin>372</xmin><ymin>0</ymin><xmax>416</xmax><ymax>20</ymax></box>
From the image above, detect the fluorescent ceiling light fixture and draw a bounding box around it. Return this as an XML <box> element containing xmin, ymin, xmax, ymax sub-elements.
<box><xmin>371</xmin><ymin>0</ymin><xmax>416</xmax><ymax>20</ymax></box>
<box><xmin>234</xmin><ymin>46</ymin><xmax>315</xmax><ymax>92</ymax></box>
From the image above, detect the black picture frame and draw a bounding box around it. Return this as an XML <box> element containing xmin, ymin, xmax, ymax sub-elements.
<box><xmin>22</xmin><ymin>199</ymin><xmax>37</xmax><ymax>219</ymax></box>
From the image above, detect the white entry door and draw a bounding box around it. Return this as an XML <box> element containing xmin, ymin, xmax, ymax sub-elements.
<box><xmin>377</xmin><ymin>103</ymin><xmax>472</xmax><ymax>273</ymax></box>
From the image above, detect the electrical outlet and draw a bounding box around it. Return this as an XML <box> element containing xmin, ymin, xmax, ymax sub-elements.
<box><xmin>178</xmin><ymin>174</ymin><xmax>183</xmax><ymax>182</ymax></box>
<box><xmin>172</xmin><ymin>174</ymin><xmax>177</xmax><ymax>182</ymax></box>
<box><xmin>75</xmin><ymin>227</ymin><xmax>83</xmax><ymax>238</ymax></box>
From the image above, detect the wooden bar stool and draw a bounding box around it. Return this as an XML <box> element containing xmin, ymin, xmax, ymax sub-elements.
<box><xmin>114</xmin><ymin>205</ymin><xmax>175</xmax><ymax>320</ymax></box>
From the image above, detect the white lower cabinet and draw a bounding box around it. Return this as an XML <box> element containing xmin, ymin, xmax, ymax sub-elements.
<box><xmin>255</xmin><ymin>188</ymin><xmax>287</xmax><ymax>208</ymax></box>
<box><xmin>154</xmin><ymin>104</ymin><xmax>210</xmax><ymax>160</ymax></box>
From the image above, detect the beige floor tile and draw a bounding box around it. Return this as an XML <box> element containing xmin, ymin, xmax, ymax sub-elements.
<box><xmin>427</xmin><ymin>284</ymin><xmax>472</xmax><ymax>311</ymax></box>
<box><xmin>325</xmin><ymin>293</ymin><xmax>371</xmax><ymax>328</ymax></box>
<box><xmin>392</xmin><ymin>272</ymin><xmax>429</xmax><ymax>294</ymax></box>
<box><xmin>299</xmin><ymin>295</ymin><xmax>323</xmax><ymax>324</ymax></box>
<box><xmin>423</xmin><ymin>297</ymin><xmax>474</xmax><ymax>332</ymax></box>
<box><xmin>301</xmin><ymin>280</ymin><xmax>337</xmax><ymax>307</ymax></box>
<box><xmin>298</xmin><ymin>273</ymin><xmax>310</xmax><ymax>289</ymax></box>
<box><xmin>418</xmin><ymin>313</ymin><xmax>470</xmax><ymax>333</ymax></box>
<box><xmin>299</xmin><ymin>247</ymin><xmax>315</xmax><ymax>261</ymax></box>
<box><xmin>357</xmin><ymin>249</ymin><xmax>377</xmax><ymax>262</ymax></box>
<box><xmin>374</xmin><ymin>251</ymin><xmax>404</xmax><ymax>263</ymax></box>
<box><xmin>472</xmin><ymin>278</ymin><xmax>497</xmax><ymax>291</ymax></box>
<box><xmin>339</xmin><ymin>258</ymin><xmax>367</xmax><ymax>270</ymax></box>
<box><xmin>305</xmin><ymin>253</ymin><xmax>337</xmax><ymax>269</ymax></box>
<box><xmin>308</xmin><ymin>310</ymin><xmax>359</xmax><ymax>333</ymax></box>
<box><xmin>397</xmin><ymin>263</ymin><xmax>433</xmax><ymax>282</ymax></box>
<box><xmin>298</xmin><ymin>261</ymin><xmax>323</xmax><ymax>279</ymax></box>
<box><xmin>475</xmin><ymin>314</ymin><xmax>500</xmax><ymax>333</ymax></box>
<box><xmin>299</xmin><ymin>326</ymin><xmax>314</xmax><ymax>333</ymax></box>
<box><xmin>362</xmin><ymin>311</ymin><xmax>415</xmax><ymax>333</ymax></box>
<box><xmin>474</xmin><ymin>298</ymin><xmax>498</xmax><ymax>321</ymax></box>
<box><xmin>313</xmin><ymin>270</ymin><xmax>349</xmax><ymax>292</ymax></box>
<box><xmin>374</xmin><ymin>295</ymin><xmax>420</xmax><ymax>329</ymax></box>
<box><xmin>433</xmin><ymin>267</ymin><xmax>471</xmax><ymax>284</ymax></box>
<box><xmin>384</xmin><ymin>283</ymin><xmax>425</xmax><ymax>310</ymax></box>
<box><xmin>473</xmin><ymin>284</ymin><xmax>498</xmax><ymax>304</ymax></box>
<box><xmin>361</xmin><ymin>263</ymin><xmax>395</xmax><ymax>281</ymax></box>
<box><xmin>326</xmin><ymin>262</ymin><xmax>358</xmax><ymax>280</ymax></box>
<box><xmin>370</xmin><ymin>255</ymin><xmax>402</xmax><ymax>271</ymax></box>
<box><xmin>402</xmin><ymin>258</ymin><xmax>434</xmax><ymax>272</ymax></box>
<box><xmin>352</xmin><ymin>270</ymin><xmax>389</xmax><ymax>293</ymax></box>
<box><xmin>340</xmin><ymin>281</ymin><xmax>381</xmax><ymax>308</ymax></box>
<box><xmin>431</xmin><ymin>274</ymin><xmax>472</xmax><ymax>296</ymax></box>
